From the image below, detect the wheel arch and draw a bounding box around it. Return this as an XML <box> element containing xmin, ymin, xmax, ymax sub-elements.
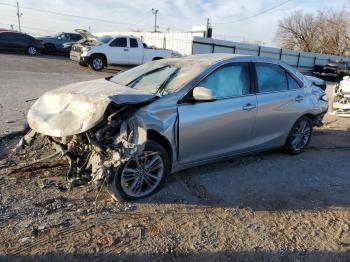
<box><xmin>147</xmin><ymin>129</ymin><xmax>173</xmax><ymax>165</ymax></box>
<box><xmin>90</xmin><ymin>53</ymin><xmax>108</xmax><ymax>65</ymax></box>
<box><xmin>302</xmin><ymin>113</ymin><xmax>315</xmax><ymax>123</ymax></box>
<box><xmin>152</xmin><ymin>57</ymin><xmax>163</xmax><ymax>61</ymax></box>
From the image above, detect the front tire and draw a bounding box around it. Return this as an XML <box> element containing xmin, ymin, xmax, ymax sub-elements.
<box><xmin>27</xmin><ymin>46</ymin><xmax>38</xmax><ymax>55</ymax></box>
<box><xmin>284</xmin><ymin>116</ymin><xmax>313</xmax><ymax>154</ymax></box>
<box><xmin>108</xmin><ymin>140</ymin><xmax>170</xmax><ymax>202</ymax></box>
<box><xmin>44</xmin><ymin>44</ymin><xmax>56</xmax><ymax>55</ymax></box>
<box><xmin>89</xmin><ymin>55</ymin><xmax>105</xmax><ymax>71</ymax></box>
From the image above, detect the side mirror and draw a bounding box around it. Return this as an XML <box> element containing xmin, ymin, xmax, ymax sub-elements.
<box><xmin>193</xmin><ymin>86</ymin><xmax>216</xmax><ymax>101</ymax></box>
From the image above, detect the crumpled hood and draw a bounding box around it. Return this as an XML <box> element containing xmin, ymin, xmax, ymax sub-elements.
<box><xmin>27</xmin><ymin>78</ymin><xmax>156</xmax><ymax>137</ymax></box>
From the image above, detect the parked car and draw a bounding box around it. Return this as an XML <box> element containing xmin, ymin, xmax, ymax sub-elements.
<box><xmin>313</xmin><ymin>61</ymin><xmax>350</xmax><ymax>82</ymax></box>
<box><xmin>37</xmin><ymin>32</ymin><xmax>83</xmax><ymax>55</ymax></box>
<box><xmin>20</xmin><ymin>54</ymin><xmax>328</xmax><ymax>201</ymax></box>
<box><xmin>70</xmin><ymin>29</ymin><xmax>179</xmax><ymax>71</ymax></box>
<box><xmin>0</xmin><ymin>31</ymin><xmax>44</xmax><ymax>55</ymax></box>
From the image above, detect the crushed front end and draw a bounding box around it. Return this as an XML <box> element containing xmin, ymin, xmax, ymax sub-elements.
<box><xmin>16</xmin><ymin>105</ymin><xmax>147</xmax><ymax>189</ymax></box>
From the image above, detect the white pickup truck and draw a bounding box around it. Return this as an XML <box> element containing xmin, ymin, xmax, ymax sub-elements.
<box><xmin>70</xmin><ymin>29</ymin><xmax>179</xmax><ymax>71</ymax></box>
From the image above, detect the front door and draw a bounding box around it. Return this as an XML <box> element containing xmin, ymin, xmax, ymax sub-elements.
<box><xmin>178</xmin><ymin>62</ymin><xmax>258</xmax><ymax>164</ymax></box>
<box><xmin>107</xmin><ymin>37</ymin><xmax>129</xmax><ymax>64</ymax></box>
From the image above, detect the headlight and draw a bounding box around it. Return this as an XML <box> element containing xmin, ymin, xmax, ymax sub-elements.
<box><xmin>320</xmin><ymin>94</ymin><xmax>328</xmax><ymax>102</ymax></box>
<box><xmin>83</xmin><ymin>46</ymin><xmax>91</xmax><ymax>52</ymax></box>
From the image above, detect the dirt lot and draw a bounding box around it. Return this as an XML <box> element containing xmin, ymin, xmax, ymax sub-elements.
<box><xmin>1</xmin><ymin>54</ymin><xmax>350</xmax><ymax>261</ymax></box>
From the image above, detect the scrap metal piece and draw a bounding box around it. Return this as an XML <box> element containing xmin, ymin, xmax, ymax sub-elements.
<box><xmin>332</xmin><ymin>76</ymin><xmax>350</xmax><ymax>117</ymax></box>
<box><xmin>15</xmin><ymin>129</ymin><xmax>37</xmax><ymax>155</ymax></box>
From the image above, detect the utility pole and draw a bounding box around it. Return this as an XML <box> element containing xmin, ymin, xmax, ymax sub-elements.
<box><xmin>206</xmin><ymin>18</ymin><xmax>212</xmax><ymax>38</ymax></box>
<box><xmin>16</xmin><ymin>1</ymin><xmax>22</xmax><ymax>32</ymax></box>
<box><xmin>151</xmin><ymin>8</ymin><xmax>159</xmax><ymax>32</ymax></box>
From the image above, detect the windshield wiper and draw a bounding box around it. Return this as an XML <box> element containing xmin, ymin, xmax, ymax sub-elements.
<box><xmin>127</xmin><ymin>66</ymin><xmax>172</xmax><ymax>88</ymax></box>
<box><xmin>156</xmin><ymin>67</ymin><xmax>180</xmax><ymax>95</ymax></box>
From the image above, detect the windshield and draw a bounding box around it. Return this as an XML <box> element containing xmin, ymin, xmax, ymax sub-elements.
<box><xmin>98</xmin><ymin>35</ymin><xmax>112</xmax><ymax>43</ymax></box>
<box><xmin>109</xmin><ymin>57</ymin><xmax>224</xmax><ymax>95</ymax></box>
<box><xmin>109</xmin><ymin>62</ymin><xmax>183</xmax><ymax>95</ymax></box>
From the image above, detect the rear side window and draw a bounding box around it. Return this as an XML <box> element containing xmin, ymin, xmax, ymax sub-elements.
<box><xmin>6</xmin><ymin>33</ymin><xmax>21</xmax><ymax>40</ymax></box>
<box><xmin>110</xmin><ymin>37</ymin><xmax>127</xmax><ymax>47</ymax></box>
<box><xmin>0</xmin><ymin>33</ymin><xmax>9</xmax><ymax>40</ymax></box>
<box><xmin>130</xmin><ymin>38</ymin><xmax>138</xmax><ymax>48</ymax></box>
<box><xmin>287</xmin><ymin>74</ymin><xmax>301</xmax><ymax>89</ymax></box>
<box><xmin>255</xmin><ymin>63</ymin><xmax>288</xmax><ymax>93</ymax></box>
<box><xmin>198</xmin><ymin>63</ymin><xmax>250</xmax><ymax>98</ymax></box>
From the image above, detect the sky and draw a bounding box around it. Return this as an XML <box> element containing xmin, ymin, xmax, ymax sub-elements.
<box><xmin>0</xmin><ymin>0</ymin><xmax>348</xmax><ymax>47</ymax></box>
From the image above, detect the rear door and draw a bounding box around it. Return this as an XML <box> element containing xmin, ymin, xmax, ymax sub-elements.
<box><xmin>178</xmin><ymin>62</ymin><xmax>258</xmax><ymax>164</ymax></box>
<box><xmin>107</xmin><ymin>37</ymin><xmax>129</xmax><ymax>64</ymax></box>
<box><xmin>128</xmin><ymin>37</ymin><xmax>143</xmax><ymax>65</ymax></box>
<box><xmin>251</xmin><ymin>62</ymin><xmax>307</xmax><ymax>150</ymax></box>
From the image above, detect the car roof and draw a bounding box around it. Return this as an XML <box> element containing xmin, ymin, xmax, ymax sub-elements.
<box><xmin>159</xmin><ymin>53</ymin><xmax>284</xmax><ymax>68</ymax></box>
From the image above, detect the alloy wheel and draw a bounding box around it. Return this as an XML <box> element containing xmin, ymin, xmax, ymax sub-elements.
<box><xmin>291</xmin><ymin>119</ymin><xmax>312</xmax><ymax>151</ymax></box>
<box><xmin>92</xmin><ymin>58</ymin><xmax>103</xmax><ymax>70</ymax></box>
<box><xmin>121</xmin><ymin>151</ymin><xmax>164</xmax><ymax>198</ymax></box>
<box><xmin>28</xmin><ymin>46</ymin><xmax>37</xmax><ymax>55</ymax></box>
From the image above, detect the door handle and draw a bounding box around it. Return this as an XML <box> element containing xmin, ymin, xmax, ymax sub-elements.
<box><xmin>242</xmin><ymin>103</ymin><xmax>256</xmax><ymax>111</ymax></box>
<box><xmin>123</xmin><ymin>48</ymin><xmax>129</xmax><ymax>51</ymax></box>
<box><xmin>295</xmin><ymin>96</ymin><xmax>304</xmax><ymax>102</ymax></box>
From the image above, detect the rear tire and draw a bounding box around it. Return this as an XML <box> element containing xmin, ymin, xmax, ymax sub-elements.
<box><xmin>284</xmin><ymin>116</ymin><xmax>313</xmax><ymax>155</ymax></box>
<box><xmin>108</xmin><ymin>140</ymin><xmax>170</xmax><ymax>202</ymax></box>
<box><xmin>89</xmin><ymin>55</ymin><xmax>105</xmax><ymax>71</ymax></box>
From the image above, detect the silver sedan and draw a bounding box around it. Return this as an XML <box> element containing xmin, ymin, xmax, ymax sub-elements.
<box><xmin>23</xmin><ymin>54</ymin><xmax>328</xmax><ymax>201</ymax></box>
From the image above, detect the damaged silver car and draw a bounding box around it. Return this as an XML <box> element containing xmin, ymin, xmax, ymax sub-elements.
<box><xmin>333</xmin><ymin>76</ymin><xmax>350</xmax><ymax>117</ymax></box>
<box><xmin>18</xmin><ymin>54</ymin><xmax>329</xmax><ymax>201</ymax></box>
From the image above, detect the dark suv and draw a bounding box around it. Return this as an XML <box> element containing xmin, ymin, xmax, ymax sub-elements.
<box><xmin>37</xmin><ymin>32</ymin><xmax>82</xmax><ymax>55</ymax></box>
<box><xmin>0</xmin><ymin>31</ymin><xmax>44</xmax><ymax>55</ymax></box>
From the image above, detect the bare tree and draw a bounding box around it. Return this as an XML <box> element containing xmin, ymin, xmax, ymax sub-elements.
<box><xmin>277</xmin><ymin>9</ymin><xmax>350</xmax><ymax>56</ymax></box>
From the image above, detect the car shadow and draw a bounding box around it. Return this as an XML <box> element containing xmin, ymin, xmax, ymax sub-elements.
<box><xmin>139</xmin><ymin>128</ymin><xmax>350</xmax><ymax>211</ymax></box>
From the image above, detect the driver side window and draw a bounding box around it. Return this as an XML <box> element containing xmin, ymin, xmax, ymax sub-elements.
<box><xmin>110</xmin><ymin>37</ymin><xmax>127</xmax><ymax>47</ymax></box>
<box><xmin>198</xmin><ymin>63</ymin><xmax>250</xmax><ymax>99</ymax></box>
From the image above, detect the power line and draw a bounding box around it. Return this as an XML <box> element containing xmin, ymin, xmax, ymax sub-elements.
<box><xmin>0</xmin><ymin>21</ymin><xmax>56</xmax><ymax>34</ymax></box>
<box><xmin>213</xmin><ymin>0</ymin><xmax>292</xmax><ymax>25</ymax></box>
<box><xmin>0</xmin><ymin>2</ymin><xmax>154</xmax><ymax>28</ymax></box>
<box><xmin>0</xmin><ymin>2</ymin><xmax>191</xmax><ymax>33</ymax></box>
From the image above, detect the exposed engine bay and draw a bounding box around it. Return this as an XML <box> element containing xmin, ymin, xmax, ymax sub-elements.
<box><xmin>15</xmin><ymin>105</ymin><xmax>147</xmax><ymax>191</ymax></box>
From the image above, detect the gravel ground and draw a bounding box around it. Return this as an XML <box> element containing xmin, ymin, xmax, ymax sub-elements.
<box><xmin>1</xmin><ymin>53</ymin><xmax>350</xmax><ymax>261</ymax></box>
